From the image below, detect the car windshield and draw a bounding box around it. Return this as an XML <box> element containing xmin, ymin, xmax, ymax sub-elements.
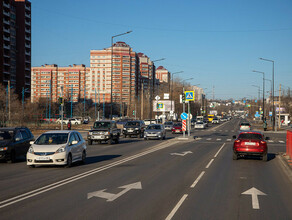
<box><xmin>241</xmin><ymin>123</ymin><xmax>250</xmax><ymax>126</ymax></box>
<box><xmin>0</xmin><ymin>130</ymin><xmax>13</xmax><ymax>140</ymax></box>
<box><xmin>173</xmin><ymin>123</ymin><xmax>182</xmax><ymax>127</ymax></box>
<box><xmin>197</xmin><ymin>122</ymin><xmax>203</xmax><ymax>124</ymax></box>
<box><xmin>126</xmin><ymin>122</ymin><xmax>140</xmax><ymax>126</ymax></box>
<box><xmin>147</xmin><ymin>125</ymin><xmax>161</xmax><ymax>130</ymax></box>
<box><xmin>35</xmin><ymin>133</ymin><xmax>69</xmax><ymax>145</ymax></box>
<box><xmin>94</xmin><ymin>122</ymin><xmax>111</xmax><ymax>128</ymax></box>
<box><xmin>238</xmin><ymin>133</ymin><xmax>262</xmax><ymax>140</ymax></box>
<box><xmin>164</xmin><ymin>122</ymin><xmax>173</xmax><ymax>125</ymax></box>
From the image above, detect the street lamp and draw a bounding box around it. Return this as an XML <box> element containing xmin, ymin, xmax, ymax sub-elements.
<box><xmin>111</xmin><ymin>30</ymin><xmax>132</xmax><ymax>120</ymax></box>
<box><xmin>252</xmin><ymin>85</ymin><xmax>261</xmax><ymax>100</ymax></box>
<box><xmin>259</xmin><ymin>57</ymin><xmax>275</xmax><ymax>130</ymax></box>
<box><xmin>253</xmin><ymin>70</ymin><xmax>265</xmax><ymax>121</ymax></box>
<box><xmin>170</xmin><ymin>71</ymin><xmax>183</xmax><ymax>119</ymax></box>
<box><xmin>182</xmin><ymin>77</ymin><xmax>193</xmax><ymax>137</ymax></box>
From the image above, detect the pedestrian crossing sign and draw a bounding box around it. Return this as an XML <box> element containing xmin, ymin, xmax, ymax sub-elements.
<box><xmin>184</xmin><ymin>91</ymin><xmax>195</xmax><ymax>101</ymax></box>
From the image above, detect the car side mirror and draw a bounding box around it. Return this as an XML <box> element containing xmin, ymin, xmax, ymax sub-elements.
<box><xmin>232</xmin><ymin>135</ymin><xmax>236</xmax><ymax>139</ymax></box>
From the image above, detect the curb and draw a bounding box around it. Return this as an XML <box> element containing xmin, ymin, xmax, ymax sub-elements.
<box><xmin>277</xmin><ymin>153</ymin><xmax>292</xmax><ymax>184</ymax></box>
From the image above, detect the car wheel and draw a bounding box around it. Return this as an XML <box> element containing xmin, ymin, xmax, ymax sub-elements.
<box><xmin>115</xmin><ymin>137</ymin><xmax>119</xmax><ymax>144</ymax></box>
<box><xmin>233</xmin><ymin>152</ymin><xmax>238</xmax><ymax>160</ymax></box>
<box><xmin>65</xmin><ymin>154</ymin><xmax>72</xmax><ymax>168</ymax></box>
<box><xmin>88</xmin><ymin>140</ymin><xmax>92</xmax><ymax>145</ymax></box>
<box><xmin>262</xmin><ymin>153</ymin><xmax>268</xmax><ymax>161</ymax></box>
<box><xmin>144</xmin><ymin>137</ymin><xmax>147</xmax><ymax>140</ymax></box>
<box><xmin>81</xmin><ymin>150</ymin><xmax>86</xmax><ymax>164</ymax></box>
<box><xmin>108</xmin><ymin>137</ymin><xmax>112</xmax><ymax>145</ymax></box>
<box><xmin>163</xmin><ymin>135</ymin><xmax>166</xmax><ymax>140</ymax></box>
<box><xmin>8</xmin><ymin>151</ymin><xmax>16</xmax><ymax>163</ymax></box>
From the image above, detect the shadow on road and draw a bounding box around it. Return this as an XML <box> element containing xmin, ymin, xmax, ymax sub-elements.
<box><xmin>237</xmin><ymin>153</ymin><xmax>276</xmax><ymax>162</ymax></box>
<box><xmin>85</xmin><ymin>155</ymin><xmax>122</xmax><ymax>165</ymax></box>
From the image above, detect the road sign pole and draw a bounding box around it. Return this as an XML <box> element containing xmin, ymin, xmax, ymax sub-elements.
<box><xmin>183</xmin><ymin>87</ymin><xmax>185</xmax><ymax>138</ymax></box>
<box><xmin>188</xmin><ymin>101</ymin><xmax>190</xmax><ymax>137</ymax></box>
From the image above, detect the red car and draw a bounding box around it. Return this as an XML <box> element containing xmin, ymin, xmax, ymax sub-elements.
<box><xmin>233</xmin><ymin>131</ymin><xmax>268</xmax><ymax>161</ymax></box>
<box><xmin>172</xmin><ymin>123</ymin><xmax>183</xmax><ymax>134</ymax></box>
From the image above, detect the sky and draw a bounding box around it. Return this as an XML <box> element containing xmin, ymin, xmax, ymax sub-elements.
<box><xmin>30</xmin><ymin>0</ymin><xmax>292</xmax><ymax>100</ymax></box>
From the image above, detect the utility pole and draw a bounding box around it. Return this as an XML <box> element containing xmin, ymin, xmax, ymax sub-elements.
<box><xmin>278</xmin><ymin>84</ymin><xmax>281</xmax><ymax>129</ymax></box>
<box><xmin>61</xmin><ymin>86</ymin><xmax>64</xmax><ymax>130</ymax></box>
<box><xmin>8</xmin><ymin>80</ymin><xmax>11</xmax><ymax>121</ymax></box>
<box><xmin>141</xmin><ymin>83</ymin><xmax>144</xmax><ymax>120</ymax></box>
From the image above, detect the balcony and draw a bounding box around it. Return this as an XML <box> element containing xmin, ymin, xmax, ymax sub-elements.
<box><xmin>25</xmin><ymin>4</ymin><xmax>31</xmax><ymax>11</ymax></box>
<box><xmin>3</xmin><ymin>10</ymin><xmax>10</xmax><ymax>17</ymax></box>
<box><xmin>25</xmin><ymin>51</ymin><xmax>31</xmax><ymax>56</ymax></box>
<box><xmin>3</xmin><ymin>27</ymin><xmax>10</xmax><ymax>33</ymax></box>
<box><xmin>25</xmin><ymin>28</ymin><xmax>31</xmax><ymax>33</ymax></box>
<box><xmin>3</xmin><ymin>19</ymin><xmax>10</xmax><ymax>25</ymax></box>
<box><xmin>3</xmin><ymin>44</ymin><xmax>10</xmax><ymax>50</ymax></box>
<box><xmin>3</xmin><ymin>1</ymin><xmax>10</xmax><ymax>8</ymax></box>
<box><xmin>3</xmin><ymin>36</ymin><xmax>10</xmax><ymax>41</ymax></box>
<box><xmin>25</xmin><ymin>36</ymin><xmax>31</xmax><ymax>41</ymax></box>
<box><xmin>25</xmin><ymin>20</ymin><xmax>31</xmax><ymax>26</ymax></box>
<box><xmin>25</xmin><ymin>43</ymin><xmax>31</xmax><ymax>48</ymax></box>
<box><xmin>25</xmin><ymin>12</ymin><xmax>31</xmax><ymax>18</ymax></box>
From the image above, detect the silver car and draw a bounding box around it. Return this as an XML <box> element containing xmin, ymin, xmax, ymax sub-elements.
<box><xmin>164</xmin><ymin>121</ymin><xmax>174</xmax><ymax>131</ymax></box>
<box><xmin>144</xmin><ymin>124</ymin><xmax>166</xmax><ymax>140</ymax></box>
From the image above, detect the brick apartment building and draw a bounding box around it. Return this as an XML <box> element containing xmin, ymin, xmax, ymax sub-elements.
<box><xmin>31</xmin><ymin>64</ymin><xmax>89</xmax><ymax>103</ymax></box>
<box><xmin>0</xmin><ymin>0</ymin><xmax>31</xmax><ymax>98</ymax></box>
<box><xmin>156</xmin><ymin>66</ymin><xmax>170</xmax><ymax>83</ymax></box>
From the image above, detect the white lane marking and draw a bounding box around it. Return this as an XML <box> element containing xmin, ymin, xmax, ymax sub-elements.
<box><xmin>279</xmin><ymin>140</ymin><xmax>285</xmax><ymax>143</ymax></box>
<box><xmin>165</xmin><ymin>194</ymin><xmax>188</xmax><ymax>220</ymax></box>
<box><xmin>206</xmin><ymin>138</ymin><xmax>212</xmax><ymax>141</ymax></box>
<box><xmin>190</xmin><ymin>171</ymin><xmax>205</xmax><ymax>188</ymax></box>
<box><xmin>216</xmin><ymin>138</ymin><xmax>222</xmax><ymax>141</ymax></box>
<box><xmin>214</xmin><ymin>143</ymin><xmax>225</xmax><ymax>158</ymax></box>
<box><xmin>170</xmin><ymin>151</ymin><xmax>193</xmax><ymax>157</ymax></box>
<box><xmin>227</xmin><ymin>139</ymin><xmax>232</xmax><ymax>142</ymax></box>
<box><xmin>0</xmin><ymin>140</ymin><xmax>178</xmax><ymax>209</ymax></box>
<box><xmin>206</xmin><ymin>159</ymin><xmax>214</xmax><ymax>169</ymax></box>
<box><xmin>242</xmin><ymin>187</ymin><xmax>267</xmax><ymax>209</ymax></box>
<box><xmin>268</xmin><ymin>140</ymin><xmax>274</xmax><ymax>143</ymax></box>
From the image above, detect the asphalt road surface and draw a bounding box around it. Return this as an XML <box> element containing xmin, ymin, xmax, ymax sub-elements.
<box><xmin>0</xmin><ymin>118</ymin><xmax>291</xmax><ymax>220</ymax></box>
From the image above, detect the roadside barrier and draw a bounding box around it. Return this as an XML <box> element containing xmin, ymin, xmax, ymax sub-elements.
<box><xmin>287</xmin><ymin>131</ymin><xmax>292</xmax><ymax>164</ymax></box>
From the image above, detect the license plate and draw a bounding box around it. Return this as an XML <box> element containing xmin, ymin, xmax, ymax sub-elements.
<box><xmin>148</xmin><ymin>134</ymin><xmax>156</xmax><ymax>136</ymax></box>
<box><xmin>176</xmin><ymin>130</ymin><xmax>180</xmax><ymax>132</ymax></box>
<box><xmin>245</xmin><ymin>142</ymin><xmax>256</xmax><ymax>146</ymax></box>
<box><xmin>128</xmin><ymin>130</ymin><xmax>133</xmax><ymax>132</ymax></box>
<box><xmin>36</xmin><ymin>156</ymin><xmax>50</xmax><ymax>161</ymax></box>
<box><xmin>94</xmin><ymin>135</ymin><xmax>102</xmax><ymax>139</ymax></box>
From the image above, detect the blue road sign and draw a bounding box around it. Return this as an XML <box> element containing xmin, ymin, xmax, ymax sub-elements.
<box><xmin>180</xmin><ymin>112</ymin><xmax>188</xmax><ymax>120</ymax></box>
<box><xmin>185</xmin><ymin>91</ymin><xmax>195</xmax><ymax>101</ymax></box>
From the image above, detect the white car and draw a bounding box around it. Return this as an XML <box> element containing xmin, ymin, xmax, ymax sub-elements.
<box><xmin>68</xmin><ymin>118</ymin><xmax>82</xmax><ymax>125</ymax></box>
<box><xmin>195</xmin><ymin>121</ymin><xmax>206</xmax><ymax>129</ymax></box>
<box><xmin>27</xmin><ymin>130</ymin><xmax>86</xmax><ymax>168</ymax></box>
<box><xmin>240</xmin><ymin>122</ymin><xmax>251</xmax><ymax>131</ymax></box>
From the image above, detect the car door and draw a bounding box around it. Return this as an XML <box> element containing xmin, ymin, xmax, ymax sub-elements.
<box><xmin>73</xmin><ymin>132</ymin><xmax>83</xmax><ymax>160</ymax></box>
<box><xmin>68</xmin><ymin>133</ymin><xmax>78</xmax><ymax>161</ymax></box>
<box><xmin>13</xmin><ymin>130</ymin><xmax>24</xmax><ymax>158</ymax></box>
<box><xmin>20</xmin><ymin>129</ymin><xmax>31</xmax><ymax>155</ymax></box>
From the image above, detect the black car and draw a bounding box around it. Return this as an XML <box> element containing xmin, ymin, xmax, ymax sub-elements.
<box><xmin>0</xmin><ymin>127</ymin><xmax>34</xmax><ymax>163</ymax></box>
<box><xmin>123</xmin><ymin>120</ymin><xmax>145</xmax><ymax>138</ymax></box>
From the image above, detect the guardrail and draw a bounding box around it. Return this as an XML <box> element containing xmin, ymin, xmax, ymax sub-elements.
<box><xmin>287</xmin><ymin>130</ymin><xmax>292</xmax><ymax>164</ymax></box>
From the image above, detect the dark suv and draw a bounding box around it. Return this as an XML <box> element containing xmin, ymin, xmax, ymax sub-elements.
<box><xmin>123</xmin><ymin>120</ymin><xmax>145</xmax><ymax>138</ymax></box>
<box><xmin>0</xmin><ymin>127</ymin><xmax>34</xmax><ymax>163</ymax></box>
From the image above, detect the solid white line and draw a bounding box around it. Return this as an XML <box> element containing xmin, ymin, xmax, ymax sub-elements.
<box><xmin>206</xmin><ymin>159</ymin><xmax>214</xmax><ymax>169</ymax></box>
<box><xmin>214</xmin><ymin>143</ymin><xmax>225</xmax><ymax>158</ymax></box>
<box><xmin>190</xmin><ymin>171</ymin><xmax>205</xmax><ymax>188</ymax></box>
<box><xmin>165</xmin><ymin>194</ymin><xmax>188</xmax><ymax>220</ymax></box>
<box><xmin>279</xmin><ymin>141</ymin><xmax>285</xmax><ymax>143</ymax></box>
<box><xmin>0</xmin><ymin>140</ymin><xmax>178</xmax><ymax>209</ymax></box>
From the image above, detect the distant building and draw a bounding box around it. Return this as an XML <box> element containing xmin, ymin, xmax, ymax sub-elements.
<box><xmin>31</xmin><ymin>64</ymin><xmax>88</xmax><ymax>103</ymax></box>
<box><xmin>0</xmin><ymin>0</ymin><xmax>31</xmax><ymax>98</ymax></box>
<box><xmin>156</xmin><ymin>66</ymin><xmax>170</xmax><ymax>83</ymax></box>
<box><xmin>90</xmin><ymin>42</ymin><xmax>139</xmax><ymax>106</ymax></box>
<box><xmin>137</xmin><ymin>52</ymin><xmax>155</xmax><ymax>93</ymax></box>
<box><xmin>192</xmin><ymin>85</ymin><xmax>205</xmax><ymax>103</ymax></box>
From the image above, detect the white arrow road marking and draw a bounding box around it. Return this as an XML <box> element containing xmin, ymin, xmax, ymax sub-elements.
<box><xmin>88</xmin><ymin>182</ymin><xmax>142</xmax><ymax>202</ymax></box>
<box><xmin>170</xmin><ymin>151</ymin><xmax>193</xmax><ymax>156</ymax></box>
<box><xmin>242</xmin><ymin>187</ymin><xmax>267</xmax><ymax>209</ymax></box>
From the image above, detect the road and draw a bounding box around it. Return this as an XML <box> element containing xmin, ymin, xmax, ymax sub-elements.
<box><xmin>0</xmin><ymin>118</ymin><xmax>291</xmax><ymax>219</ymax></box>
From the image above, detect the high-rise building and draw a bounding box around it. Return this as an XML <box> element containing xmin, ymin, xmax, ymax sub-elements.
<box><xmin>192</xmin><ymin>85</ymin><xmax>205</xmax><ymax>103</ymax></box>
<box><xmin>31</xmin><ymin>64</ymin><xmax>88</xmax><ymax>103</ymax></box>
<box><xmin>0</xmin><ymin>0</ymin><xmax>31</xmax><ymax>98</ymax></box>
<box><xmin>137</xmin><ymin>52</ymin><xmax>154</xmax><ymax>93</ymax></box>
<box><xmin>90</xmin><ymin>42</ymin><xmax>139</xmax><ymax>107</ymax></box>
<box><xmin>155</xmin><ymin>66</ymin><xmax>170</xmax><ymax>83</ymax></box>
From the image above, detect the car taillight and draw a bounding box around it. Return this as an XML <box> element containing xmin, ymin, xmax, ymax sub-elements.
<box><xmin>260</xmin><ymin>141</ymin><xmax>266</xmax><ymax>144</ymax></box>
<box><xmin>235</xmin><ymin>140</ymin><xmax>241</xmax><ymax>143</ymax></box>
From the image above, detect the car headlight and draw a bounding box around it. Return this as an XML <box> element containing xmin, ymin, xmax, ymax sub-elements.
<box><xmin>123</xmin><ymin>128</ymin><xmax>127</xmax><ymax>130</ymax></box>
<box><xmin>56</xmin><ymin>147</ymin><xmax>66</xmax><ymax>153</ymax></box>
<box><xmin>89</xmin><ymin>132</ymin><xmax>93</xmax><ymax>135</ymax></box>
<box><xmin>104</xmin><ymin>131</ymin><xmax>110</xmax><ymax>135</ymax></box>
<box><xmin>0</xmin><ymin>147</ymin><xmax>8</xmax><ymax>151</ymax></box>
<box><xmin>135</xmin><ymin>128</ymin><xmax>139</xmax><ymax>130</ymax></box>
<box><xmin>28</xmin><ymin>147</ymin><xmax>34</xmax><ymax>153</ymax></box>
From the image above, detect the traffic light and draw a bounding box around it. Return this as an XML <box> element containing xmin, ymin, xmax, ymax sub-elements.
<box><xmin>97</xmin><ymin>103</ymin><xmax>101</xmax><ymax>111</ymax></box>
<box><xmin>182</xmin><ymin>93</ymin><xmax>185</xmax><ymax>103</ymax></box>
<box><xmin>156</xmin><ymin>103</ymin><xmax>159</xmax><ymax>109</ymax></box>
<box><xmin>133</xmin><ymin>110</ymin><xmax>135</xmax><ymax>116</ymax></box>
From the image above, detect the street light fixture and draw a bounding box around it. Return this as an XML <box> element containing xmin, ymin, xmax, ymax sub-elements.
<box><xmin>111</xmin><ymin>30</ymin><xmax>132</xmax><ymax>120</ymax></box>
<box><xmin>259</xmin><ymin>57</ymin><xmax>275</xmax><ymax>130</ymax></box>
<box><xmin>253</xmin><ymin>70</ymin><xmax>265</xmax><ymax>121</ymax></box>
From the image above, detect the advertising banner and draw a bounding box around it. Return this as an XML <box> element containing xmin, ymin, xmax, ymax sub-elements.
<box><xmin>153</xmin><ymin>100</ymin><xmax>175</xmax><ymax>112</ymax></box>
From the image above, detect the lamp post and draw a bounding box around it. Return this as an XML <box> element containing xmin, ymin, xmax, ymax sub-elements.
<box><xmin>170</xmin><ymin>71</ymin><xmax>183</xmax><ymax>120</ymax></box>
<box><xmin>182</xmin><ymin>78</ymin><xmax>193</xmax><ymax>138</ymax></box>
<box><xmin>150</xmin><ymin>58</ymin><xmax>165</xmax><ymax>121</ymax></box>
<box><xmin>111</xmin><ymin>30</ymin><xmax>132</xmax><ymax>120</ymax></box>
<box><xmin>252</xmin><ymin>85</ymin><xmax>261</xmax><ymax>101</ymax></box>
<box><xmin>253</xmin><ymin>70</ymin><xmax>265</xmax><ymax>121</ymax></box>
<box><xmin>259</xmin><ymin>58</ymin><xmax>275</xmax><ymax>130</ymax></box>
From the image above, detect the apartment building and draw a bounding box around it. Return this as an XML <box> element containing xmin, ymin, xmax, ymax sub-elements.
<box><xmin>137</xmin><ymin>52</ymin><xmax>155</xmax><ymax>92</ymax></box>
<box><xmin>31</xmin><ymin>64</ymin><xmax>88</xmax><ymax>103</ymax></box>
<box><xmin>192</xmin><ymin>85</ymin><xmax>205</xmax><ymax>103</ymax></box>
<box><xmin>156</xmin><ymin>66</ymin><xmax>170</xmax><ymax>83</ymax></box>
<box><xmin>0</xmin><ymin>0</ymin><xmax>31</xmax><ymax>98</ymax></box>
<box><xmin>89</xmin><ymin>41</ymin><xmax>139</xmax><ymax>105</ymax></box>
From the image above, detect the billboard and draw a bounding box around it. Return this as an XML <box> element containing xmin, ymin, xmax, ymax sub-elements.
<box><xmin>153</xmin><ymin>100</ymin><xmax>175</xmax><ymax>112</ymax></box>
